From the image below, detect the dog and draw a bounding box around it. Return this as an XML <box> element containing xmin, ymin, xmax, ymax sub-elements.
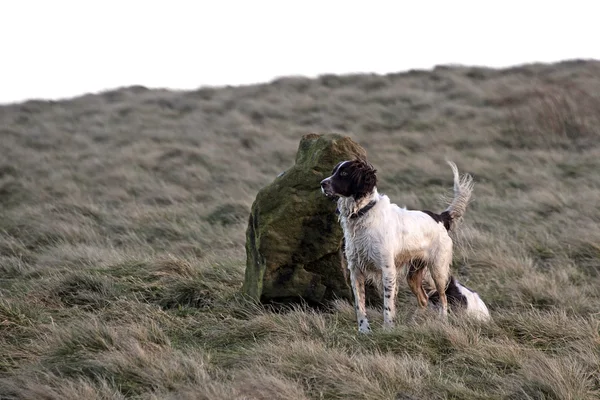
<box><xmin>340</xmin><ymin>238</ymin><xmax>491</xmax><ymax>322</ymax></box>
<box><xmin>321</xmin><ymin>159</ymin><xmax>475</xmax><ymax>332</ymax></box>
<box><xmin>426</xmin><ymin>275</ymin><xmax>490</xmax><ymax>321</ymax></box>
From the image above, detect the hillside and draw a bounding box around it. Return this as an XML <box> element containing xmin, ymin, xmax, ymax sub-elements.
<box><xmin>1</xmin><ymin>59</ymin><xmax>600</xmax><ymax>399</ymax></box>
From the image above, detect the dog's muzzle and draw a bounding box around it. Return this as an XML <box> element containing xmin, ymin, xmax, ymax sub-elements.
<box><xmin>320</xmin><ymin>178</ymin><xmax>335</xmax><ymax>197</ymax></box>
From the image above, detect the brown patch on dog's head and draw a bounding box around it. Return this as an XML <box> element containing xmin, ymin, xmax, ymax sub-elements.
<box><xmin>321</xmin><ymin>159</ymin><xmax>377</xmax><ymax>200</ymax></box>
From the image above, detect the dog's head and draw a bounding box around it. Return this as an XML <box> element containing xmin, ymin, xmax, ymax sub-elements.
<box><xmin>320</xmin><ymin>159</ymin><xmax>377</xmax><ymax>200</ymax></box>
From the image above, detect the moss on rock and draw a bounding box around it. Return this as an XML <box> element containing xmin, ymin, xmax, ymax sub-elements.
<box><xmin>243</xmin><ymin>133</ymin><xmax>367</xmax><ymax>304</ymax></box>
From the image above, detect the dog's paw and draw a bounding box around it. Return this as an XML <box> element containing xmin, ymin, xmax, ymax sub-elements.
<box><xmin>438</xmin><ymin>309</ymin><xmax>449</xmax><ymax>323</ymax></box>
<box><xmin>358</xmin><ymin>320</ymin><xmax>371</xmax><ymax>334</ymax></box>
<box><xmin>383</xmin><ymin>321</ymin><xmax>395</xmax><ymax>330</ymax></box>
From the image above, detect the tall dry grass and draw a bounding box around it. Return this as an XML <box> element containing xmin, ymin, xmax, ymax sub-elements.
<box><xmin>1</xmin><ymin>59</ymin><xmax>600</xmax><ymax>399</ymax></box>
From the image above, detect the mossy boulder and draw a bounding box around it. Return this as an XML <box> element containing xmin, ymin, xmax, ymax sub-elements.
<box><xmin>243</xmin><ymin>133</ymin><xmax>367</xmax><ymax>304</ymax></box>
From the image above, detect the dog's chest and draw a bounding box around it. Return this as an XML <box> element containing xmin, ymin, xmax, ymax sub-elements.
<box><xmin>344</xmin><ymin>224</ymin><xmax>386</xmax><ymax>268</ymax></box>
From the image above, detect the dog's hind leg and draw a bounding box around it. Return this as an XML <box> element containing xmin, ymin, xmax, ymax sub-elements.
<box><xmin>349</xmin><ymin>265</ymin><xmax>370</xmax><ymax>333</ymax></box>
<box><xmin>433</xmin><ymin>280</ymin><xmax>448</xmax><ymax>318</ymax></box>
<box><xmin>407</xmin><ymin>260</ymin><xmax>429</xmax><ymax>309</ymax></box>
<box><xmin>381</xmin><ymin>258</ymin><xmax>398</xmax><ymax>329</ymax></box>
<box><xmin>429</xmin><ymin>254</ymin><xmax>451</xmax><ymax>319</ymax></box>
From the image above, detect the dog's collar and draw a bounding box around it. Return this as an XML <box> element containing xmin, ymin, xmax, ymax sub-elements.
<box><xmin>349</xmin><ymin>200</ymin><xmax>377</xmax><ymax>219</ymax></box>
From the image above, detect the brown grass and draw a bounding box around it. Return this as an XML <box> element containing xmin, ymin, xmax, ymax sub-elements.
<box><xmin>1</xmin><ymin>59</ymin><xmax>600</xmax><ymax>399</ymax></box>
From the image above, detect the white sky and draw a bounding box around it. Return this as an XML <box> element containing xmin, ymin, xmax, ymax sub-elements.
<box><xmin>2</xmin><ymin>0</ymin><xmax>598</xmax><ymax>104</ymax></box>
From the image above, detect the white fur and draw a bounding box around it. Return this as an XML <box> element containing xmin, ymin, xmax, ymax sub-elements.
<box><xmin>456</xmin><ymin>282</ymin><xmax>491</xmax><ymax>321</ymax></box>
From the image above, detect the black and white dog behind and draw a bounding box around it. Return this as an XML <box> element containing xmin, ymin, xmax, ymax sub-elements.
<box><xmin>426</xmin><ymin>275</ymin><xmax>490</xmax><ymax>321</ymax></box>
<box><xmin>407</xmin><ymin>259</ymin><xmax>490</xmax><ymax>321</ymax></box>
<box><xmin>321</xmin><ymin>158</ymin><xmax>487</xmax><ymax>333</ymax></box>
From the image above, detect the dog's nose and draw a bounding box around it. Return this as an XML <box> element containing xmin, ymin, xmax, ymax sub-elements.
<box><xmin>320</xmin><ymin>178</ymin><xmax>329</xmax><ymax>188</ymax></box>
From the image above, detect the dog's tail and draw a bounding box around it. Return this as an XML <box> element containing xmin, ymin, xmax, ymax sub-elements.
<box><xmin>442</xmin><ymin>161</ymin><xmax>473</xmax><ymax>231</ymax></box>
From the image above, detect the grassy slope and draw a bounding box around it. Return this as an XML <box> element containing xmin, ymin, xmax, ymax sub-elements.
<box><xmin>1</xmin><ymin>60</ymin><xmax>600</xmax><ymax>399</ymax></box>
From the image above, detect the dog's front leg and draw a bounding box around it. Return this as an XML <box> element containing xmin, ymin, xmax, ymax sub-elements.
<box><xmin>349</xmin><ymin>265</ymin><xmax>370</xmax><ymax>333</ymax></box>
<box><xmin>382</xmin><ymin>261</ymin><xmax>398</xmax><ymax>329</ymax></box>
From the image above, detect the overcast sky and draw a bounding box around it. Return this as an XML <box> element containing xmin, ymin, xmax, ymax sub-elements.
<box><xmin>2</xmin><ymin>0</ymin><xmax>598</xmax><ymax>104</ymax></box>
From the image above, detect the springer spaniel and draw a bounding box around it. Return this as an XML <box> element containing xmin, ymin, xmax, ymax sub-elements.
<box><xmin>321</xmin><ymin>159</ymin><xmax>484</xmax><ymax>332</ymax></box>
<box><xmin>339</xmin><ymin>239</ymin><xmax>491</xmax><ymax>323</ymax></box>
<box><xmin>426</xmin><ymin>275</ymin><xmax>490</xmax><ymax>321</ymax></box>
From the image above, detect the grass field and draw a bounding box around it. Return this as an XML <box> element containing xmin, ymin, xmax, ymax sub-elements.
<box><xmin>1</xmin><ymin>59</ymin><xmax>600</xmax><ymax>399</ymax></box>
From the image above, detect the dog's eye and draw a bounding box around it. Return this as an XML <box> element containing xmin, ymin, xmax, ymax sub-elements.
<box><xmin>340</xmin><ymin>171</ymin><xmax>348</xmax><ymax>176</ymax></box>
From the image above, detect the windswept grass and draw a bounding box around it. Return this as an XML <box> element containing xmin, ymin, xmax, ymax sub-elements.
<box><xmin>1</xmin><ymin>59</ymin><xmax>600</xmax><ymax>399</ymax></box>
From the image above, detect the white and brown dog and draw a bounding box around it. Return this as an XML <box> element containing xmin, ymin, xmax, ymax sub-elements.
<box><xmin>321</xmin><ymin>159</ymin><xmax>487</xmax><ymax>332</ymax></box>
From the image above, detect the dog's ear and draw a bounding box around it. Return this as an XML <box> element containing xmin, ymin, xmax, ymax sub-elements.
<box><xmin>363</xmin><ymin>165</ymin><xmax>377</xmax><ymax>190</ymax></box>
<box><xmin>351</xmin><ymin>160</ymin><xmax>377</xmax><ymax>199</ymax></box>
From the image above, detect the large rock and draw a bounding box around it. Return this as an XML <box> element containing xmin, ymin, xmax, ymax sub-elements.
<box><xmin>243</xmin><ymin>133</ymin><xmax>367</xmax><ymax>304</ymax></box>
